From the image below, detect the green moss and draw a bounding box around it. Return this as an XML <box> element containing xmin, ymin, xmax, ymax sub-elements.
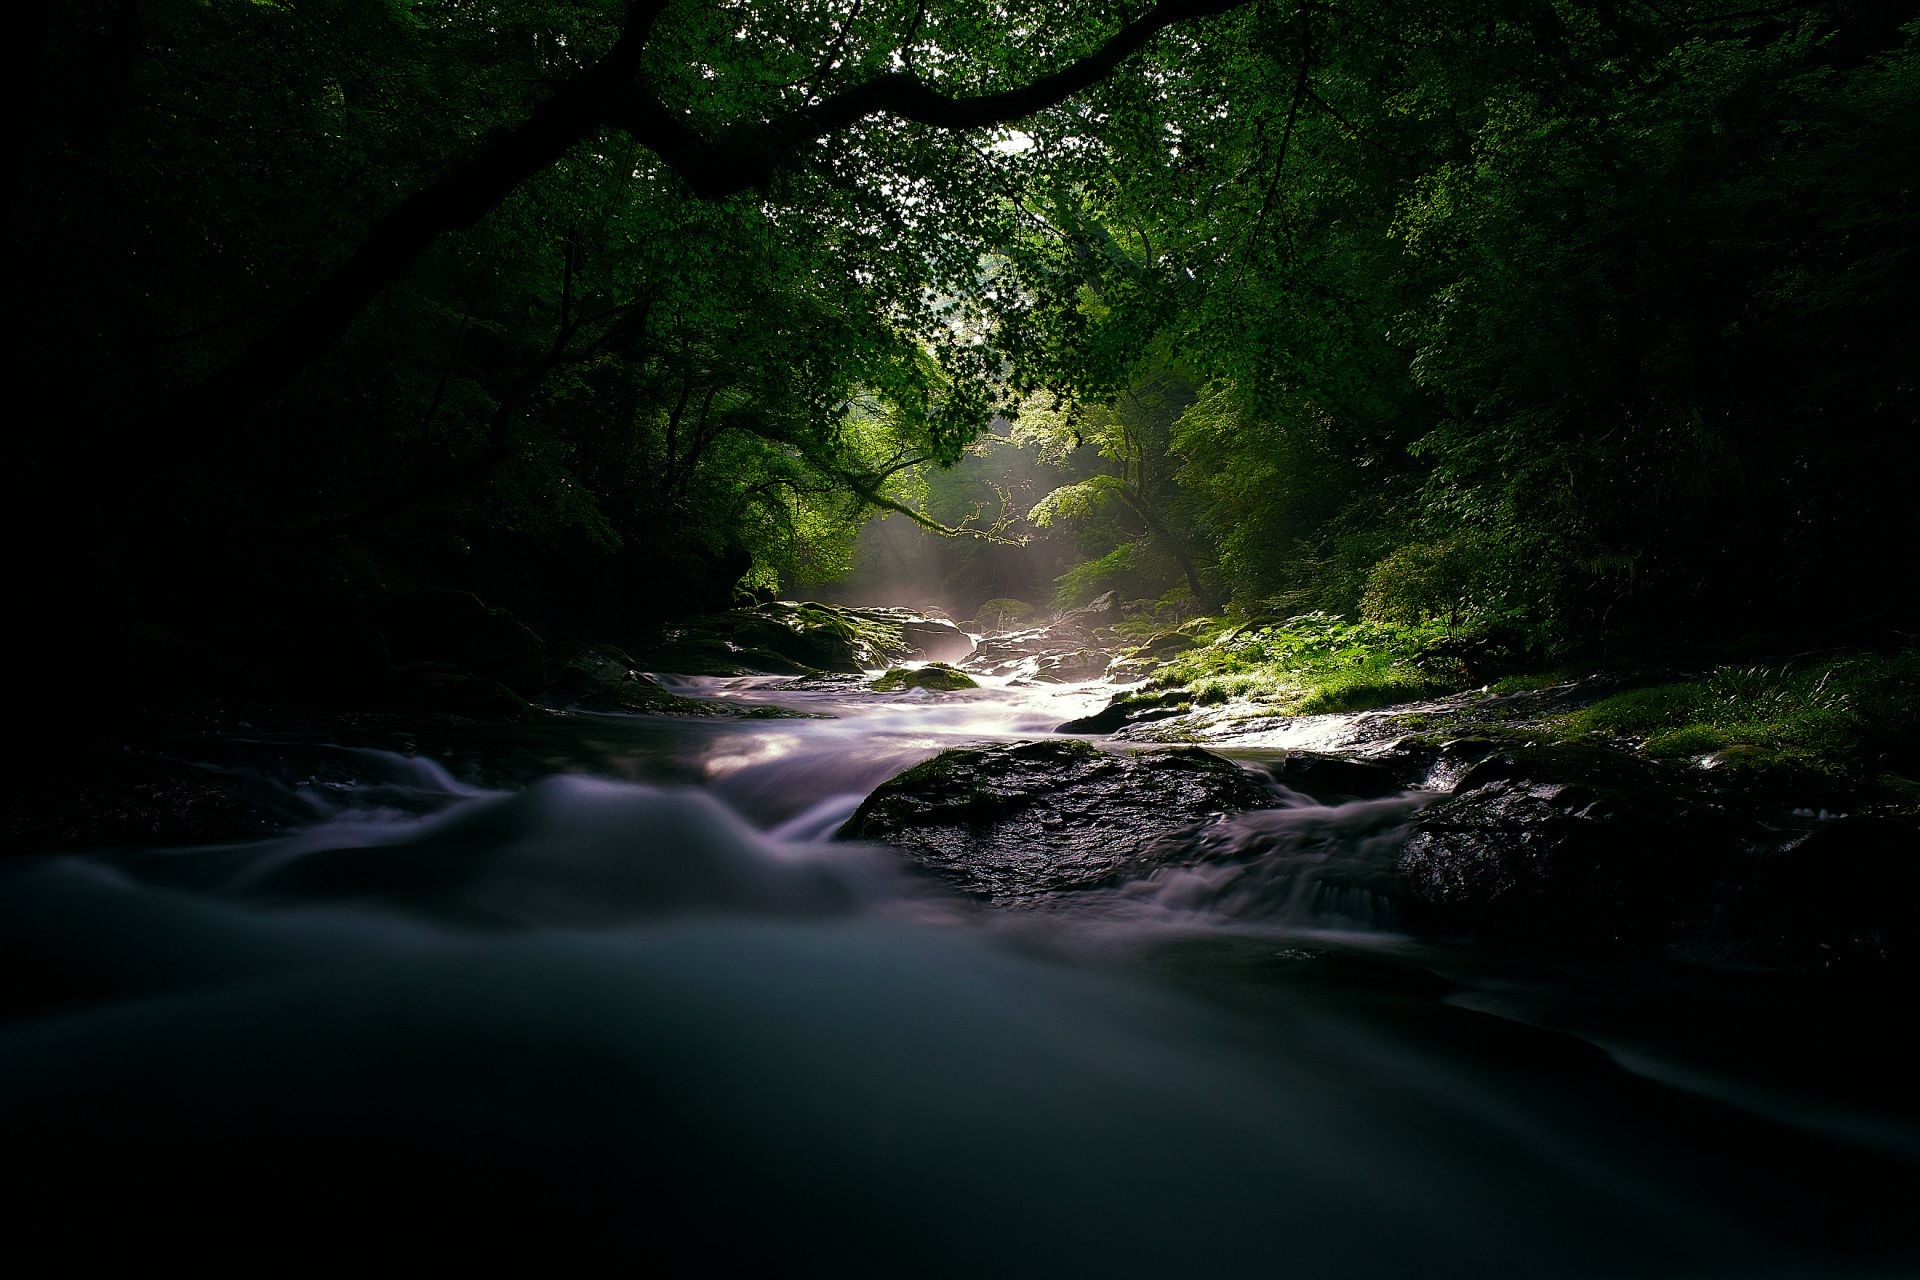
<box><xmin>1487</xmin><ymin>668</ymin><xmax>1581</xmax><ymax>695</ymax></box>
<box><xmin>872</xmin><ymin>663</ymin><xmax>978</xmax><ymax>692</ymax></box>
<box><xmin>1550</xmin><ymin>651</ymin><xmax>1920</xmax><ymax>780</ymax></box>
<box><xmin>1143</xmin><ymin>612</ymin><xmax>1468</xmax><ymax>716</ymax></box>
<box><xmin>1642</xmin><ymin>725</ymin><xmax>1730</xmax><ymax>757</ymax></box>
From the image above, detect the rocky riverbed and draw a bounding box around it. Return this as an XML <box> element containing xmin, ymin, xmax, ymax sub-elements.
<box><xmin>6</xmin><ymin>596</ymin><xmax>1919</xmax><ymax>1274</ymax></box>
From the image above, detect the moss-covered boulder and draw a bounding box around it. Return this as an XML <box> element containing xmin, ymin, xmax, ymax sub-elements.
<box><xmin>546</xmin><ymin>644</ymin><xmax>811</xmax><ymax>718</ymax></box>
<box><xmin>548</xmin><ymin>644</ymin><xmax>660</xmax><ymax>710</ymax></box>
<box><xmin>839</xmin><ymin>739</ymin><xmax>1278</xmax><ymax>902</ymax></box>
<box><xmin>871</xmin><ymin>663</ymin><xmax>977</xmax><ymax>692</ymax></box>
<box><xmin>634</xmin><ymin>601</ymin><xmax>967</xmax><ymax>675</ymax></box>
<box><xmin>1056</xmin><ymin>689</ymin><xmax>1188</xmax><ymax>735</ymax></box>
<box><xmin>973</xmin><ymin>598</ymin><xmax>1036</xmax><ymax>629</ymax></box>
<box><xmin>1107</xmin><ymin>630</ymin><xmax>1200</xmax><ymax>681</ymax></box>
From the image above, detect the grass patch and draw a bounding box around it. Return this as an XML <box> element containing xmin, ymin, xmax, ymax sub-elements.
<box><xmin>1555</xmin><ymin>651</ymin><xmax>1920</xmax><ymax>779</ymax></box>
<box><xmin>1487</xmin><ymin>668</ymin><xmax>1583</xmax><ymax>695</ymax></box>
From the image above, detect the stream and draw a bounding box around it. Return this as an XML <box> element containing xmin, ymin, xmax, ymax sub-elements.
<box><xmin>3</xmin><ymin>668</ymin><xmax>1915</xmax><ymax>1274</ymax></box>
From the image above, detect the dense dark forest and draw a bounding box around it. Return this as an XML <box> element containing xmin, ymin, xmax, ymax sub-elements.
<box><xmin>8</xmin><ymin>5</ymin><xmax>1920</xmax><ymax>1272</ymax></box>
<box><xmin>18</xmin><ymin>0</ymin><xmax>1919</xmax><ymax>710</ymax></box>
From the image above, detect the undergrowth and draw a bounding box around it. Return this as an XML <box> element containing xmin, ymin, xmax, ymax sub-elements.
<box><xmin>1554</xmin><ymin>652</ymin><xmax>1920</xmax><ymax>778</ymax></box>
<box><xmin>1144</xmin><ymin>612</ymin><xmax>1473</xmax><ymax>715</ymax></box>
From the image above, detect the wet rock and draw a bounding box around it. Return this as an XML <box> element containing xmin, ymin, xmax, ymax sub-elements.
<box><xmin>899</xmin><ymin>619</ymin><xmax>974</xmax><ymax>663</ymax></box>
<box><xmin>549</xmin><ymin>644</ymin><xmax>661</xmax><ymax>711</ymax></box>
<box><xmin>959</xmin><ymin>621</ymin><xmax>1116</xmax><ymax>683</ymax></box>
<box><xmin>960</xmin><ymin>628</ymin><xmax>1057</xmax><ymax>678</ymax></box>
<box><xmin>635</xmin><ymin>602</ymin><xmax>959</xmax><ymax>675</ymax></box>
<box><xmin>839</xmin><ymin>739</ymin><xmax>1278</xmax><ymax>901</ymax></box>
<box><xmin>972</xmin><ymin>598</ymin><xmax>1036</xmax><ymax>630</ymax></box>
<box><xmin>1397</xmin><ymin>745</ymin><xmax>1740</xmax><ymax>945</ymax></box>
<box><xmin>373</xmin><ymin>590</ymin><xmax>547</xmax><ymax>697</ymax></box>
<box><xmin>1052</xmin><ymin>591</ymin><xmax>1121</xmax><ymax>640</ymax></box>
<box><xmin>4</xmin><ymin>750</ymin><xmax>304</xmax><ymax>852</ymax></box>
<box><xmin>547</xmin><ymin>644</ymin><xmax>801</xmax><ymax>717</ymax></box>
<box><xmin>1724</xmin><ymin>817</ymin><xmax>1920</xmax><ymax>970</ymax></box>
<box><xmin>871</xmin><ymin>664</ymin><xmax>977</xmax><ymax>692</ymax></box>
<box><xmin>1267</xmin><ymin>752</ymin><xmax>1405</xmax><ymax>800</ymax></box>
<box><xmin>1107</xmin><ymin>631</ymin><xmax>1199</xmax><ymax>681</ymax></box>
<box><xmin>391</xmin><ymin>662</ymin><xmax>539</xmax><ymax>722</ymax></box>
<box><xmin>1030</xmin><ymin>647</ymin><xmax>1114</xmax><ymax>683</ymax></box>
<box><xmin>1057</xmin><ymin>690</ymin><xmax>1187</xmax><ymax>735</ymax></box>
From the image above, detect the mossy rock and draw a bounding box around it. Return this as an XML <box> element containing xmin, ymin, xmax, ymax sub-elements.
<box><xmin>975</xmin><ymin>598</ymin><xmax>1036</xmax><ymax>629</ymax></box>
<box><xmin>872</xmin><ymin>663</ymin><xmax>977</xmax><ymax>692</ymax></box>
<box><xmin>636</xmin><ymin>601</ymin><xmax>966</xmax><ymax>675</ymax></box>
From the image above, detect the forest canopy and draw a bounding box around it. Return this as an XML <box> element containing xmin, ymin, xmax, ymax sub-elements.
<box><xmin>16</xmin><ymin>0</ymin><xmax>1919</xmax><ymax>692</ymax></box>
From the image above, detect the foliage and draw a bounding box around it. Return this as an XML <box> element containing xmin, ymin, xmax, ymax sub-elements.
<box><xmin>15</xmin><ymin>0</ymin><xmax>1920</xmax><ymax>682</ymax></box>
<box><xmin>1145</xmin><ymin>612</ymin><xmax>1466</xmax><ymax>716</ymax></box>
<box><xmin>1558</xmin><ymin>653</ymin><xmax>1920</xmax><ymax>778</ymax></box>
<box><xmin>997</xmin><ymin>2</ymin><xmax>1920</xmax><ymax>648</ymax></box>
<box><xmin>1360</xmin><ymin>536</ymin><xmax>1504</xmax><ymax>631</ymax></box>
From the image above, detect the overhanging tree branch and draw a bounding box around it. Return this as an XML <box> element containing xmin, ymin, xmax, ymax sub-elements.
<box><xmin>189</xmin><ymin>0</ymin><xmax>1254</xmax><ymax>436</ymax></box>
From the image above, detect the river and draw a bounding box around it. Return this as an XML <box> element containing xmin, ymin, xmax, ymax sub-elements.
<box><xmin>2</xmin><ymin>669</ymin><xmax>1915</xmax><ymax>1274</ymax></box>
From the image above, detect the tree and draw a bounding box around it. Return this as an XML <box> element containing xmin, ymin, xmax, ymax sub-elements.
<box><xmin>190</xmin><ymin>0</ymin><xmax>1259</xmax><ymax>434</ymax></box>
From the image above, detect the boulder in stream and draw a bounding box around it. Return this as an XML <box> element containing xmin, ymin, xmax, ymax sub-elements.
<box><xmin>871</xmin><ymin>663</ymin><xmax>977</xmax><ymax>692</ymax></box>
<box><xmin>1396</xmin><ymin>744</ymin><xmax>1742</xmax><ymax>946</ymax></box>
<box><xmin>839</xmin><ymin>739</ymin><xmax>1279</xmax><ymax>902</ymax></box>
<box><xmin>373</xmin><ymin>590</ymin><xmax>548</xmax><ymax>697</ymax></box>
<box><xmin>549</xmin><ymin>643</ymin><xmax>808</xmax><ymax>718</ymax></box>
<box><xmin>634</xmin><ymin>602</ymin><xmax>968</xmax><ymax>675</ymax></box>
<box><xmin>391</xmin><ymin>661</ymin><xmax>539</xmax><ymax>722</ymax></box>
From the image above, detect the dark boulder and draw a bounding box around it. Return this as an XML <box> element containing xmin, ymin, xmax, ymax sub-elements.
<box><xmin>1397</xmin><ymin>745</ymin><xmax>1740</xmax><ymax>945</ymax></box>
<box><xmin>635</xmin><ymin>602</ymin><xmax>951</xmax><ymax>675</ymax></box>
<box><xmin>839</xmin><ymin>739</ymin><xmax>1278</xmax><ymax>901</ymax></box>
<box><xmin>549</xmin><ymin>644</ymin><xmax>662</xmax><ymax>712</ymax></box>
<box><xmin>4</xmin><ymin>750</ymin><xmax>304</xmax><ymax>852</ymax></box>
<box><xmin>1724</xmin><ymin>817</ymin><xmax>1920</xmax><ymax>970</ymax></box>
<box><xmin>1267</xmin><ymin>752</ymin><xmax>1405</xmax><ymax>800</ymax></box>
<box><xmin>373</xmin><ymin>590</ymin><xmax>547</xmax><ymax>697</ymax></box>
<box><xmin>1057</xmin><ymin>690</ymin><xmax>1187</xmax><ymax>735</ymax></box>
<box><xmin>391</xmin><ymin>661</ymin><xmax>538</xmax><ymax>722</ymax></box>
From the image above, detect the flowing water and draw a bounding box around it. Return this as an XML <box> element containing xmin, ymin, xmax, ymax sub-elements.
<box><xmin>3</xmin><ymin>670</ymin><xmax>1916</xmax><ymax>1274</ymax></box>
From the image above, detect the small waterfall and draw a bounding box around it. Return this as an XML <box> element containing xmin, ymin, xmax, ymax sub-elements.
<box><xmin>1115</xmin><ymin>787</ymin><xmax>1433</xmax><ymax>929</ymax></box>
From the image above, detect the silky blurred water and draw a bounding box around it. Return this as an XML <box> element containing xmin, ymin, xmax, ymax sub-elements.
<box><xmin>2</xmin><ymin>673</ymin><xmax>1914</xmax><ymax>1274</ymax></box>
